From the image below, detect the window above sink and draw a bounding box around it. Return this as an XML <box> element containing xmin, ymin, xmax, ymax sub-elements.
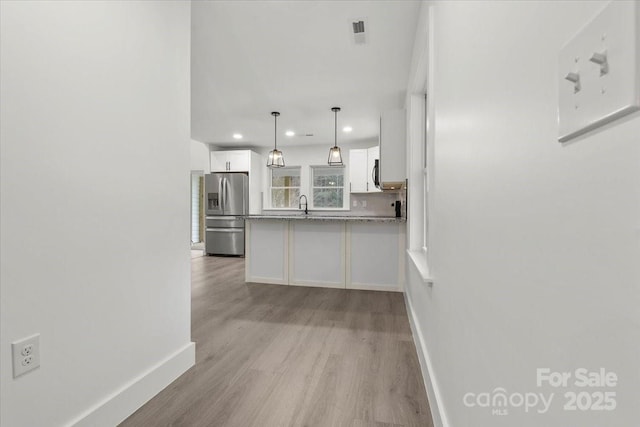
<box><xmin>266</xmin><ymin>165</ymin><xmax>348</xmax><ymax>211</ymax></box>
<box><xmin>269</xmin><ymin>166</ymin><xmax>301</xmax><ymax>209</ymax></box>
<box><xmin>310</xmin><ymin>166</ymin><xmax>346</xmax><ymax>209</ymax></box>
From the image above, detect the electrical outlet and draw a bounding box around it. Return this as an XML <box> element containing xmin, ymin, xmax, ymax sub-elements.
<box><xmin>21</xmin><ymin>344</ymin><xmax>33</xmax><ymax>356</ymax></box>
<box><xmin>12</xmin><ymin>334</ymin><xmax>40</xmax><ymax>378</ymax></box>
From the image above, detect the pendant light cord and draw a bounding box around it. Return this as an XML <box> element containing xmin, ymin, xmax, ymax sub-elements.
<box><xmin>274</xmin><ymin>114</ymin><xmax>277</xmax><ymax>150</ymax></box>
<box><xmin>334</xmin><ymin>109</ymin><xmax>337</xmax><ymax>148</ymax></box>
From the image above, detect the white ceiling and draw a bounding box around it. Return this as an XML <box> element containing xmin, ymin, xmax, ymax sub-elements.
<box><xmin>191</xmin><ymin>0</ymin><xmax>420</xmax><ymax>148</ymax></box>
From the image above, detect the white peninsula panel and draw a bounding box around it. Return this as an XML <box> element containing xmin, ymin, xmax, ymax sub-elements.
<box><xmin>290</xmin><ymin>221</ymin><xmax>345</xmax><ymax>288</ymax></box>
<box><xmin>348</xmin><ymin>222</ymin><xmax>403</xmax><ymax>291</ymax></box>
<box><xmin>246</xmin><ymin>220</ymin><xmax>288</xmax><ymax>284</ymax></box>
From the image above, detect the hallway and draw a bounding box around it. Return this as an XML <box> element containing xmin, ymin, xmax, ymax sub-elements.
<box><xmin>121</xmin><ymin>256</ymin><xmax>432</xmax><ymax>427</ymax></box>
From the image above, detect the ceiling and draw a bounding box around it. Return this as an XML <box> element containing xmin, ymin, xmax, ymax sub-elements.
<box><xmin>191</xmin><ymin>0</ymin><xmax>421</xmax><ymax>148</ymax></box>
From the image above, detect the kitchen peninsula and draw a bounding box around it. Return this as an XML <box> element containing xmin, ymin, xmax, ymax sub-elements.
<box><xmin>245</xmin><ymin>215</ymin><xmax>405</xmax><ymax>291</ymax></box>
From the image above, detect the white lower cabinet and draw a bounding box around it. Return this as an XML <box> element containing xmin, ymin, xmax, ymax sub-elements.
<box><xmin>290</xmin><ymin>221</ymin><xmax>345</xmax><ymax>288</ymax></box>
<box><xmin>347</xmin><ymin>222</ymin><xmax>402</xmax><ymax>291</ymax></box>
<box><xmin>246</xmin><ymin>219</ymin><xmax>404</xmax><ymax>292</ymax></box>
<box><xmin>246</xmin><ymin>220</ymin><xmax>288</xmax><ymax>284</ymax></box>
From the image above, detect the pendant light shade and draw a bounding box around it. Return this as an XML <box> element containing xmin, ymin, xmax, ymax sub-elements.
<box><xmin>267</xmin><ymin>148</ymin><xmax>284</xmax><ymax>168</ymax></box>
<box><xmin>267</xmin><ymin>111</ymin><xmax>285</xmax><ymax>168</ymax></box>
<box><xmin>327</xmin><ymin>107</ymin><xmax>343</xmax><ymax>166</ymax></box>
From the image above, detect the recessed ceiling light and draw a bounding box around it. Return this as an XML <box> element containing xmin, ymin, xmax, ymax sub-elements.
<box><xmin>285</xmin><ymin>130</ymin><xmax>295</xmax><ymax>137</ymax></box>
<box><xmin>233</xmin><ymin>133</ymin><xmax>243</xmax><ymax>139</ymax></box>
<box><xmin>343</xmin><ymin>126</ymin><xmax>353</xmax><ymax>133</ymax></box>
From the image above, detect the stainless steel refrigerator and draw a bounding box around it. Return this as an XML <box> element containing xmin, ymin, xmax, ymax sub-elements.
<box><xmin>204</xmin><ymin>173</ymin><xmax>249</xmax><ymax>256</ymax></box>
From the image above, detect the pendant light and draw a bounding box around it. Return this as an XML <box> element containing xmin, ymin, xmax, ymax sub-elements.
<box><xmin>267</xmin><ymin>111</ymin><xmax>285</xmax><ymax>168</ymax></box>
<box><xmin>327</xmin><ymin>107</ymin><xmax>343</xmax><ymax>166</ymax></box>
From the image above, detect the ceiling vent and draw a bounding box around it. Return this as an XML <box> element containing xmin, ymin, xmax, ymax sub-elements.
<box><xmin>351</xmin><ymin>18</ymin><xmax>367</xmax><ymax>45</ymax></box>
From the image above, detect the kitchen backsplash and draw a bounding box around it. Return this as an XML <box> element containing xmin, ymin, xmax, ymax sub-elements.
<box><xmin>260</xmin><ymin>190</ymin><xmax>406</xmax><ymax>218</ymax></box>
<box><xmin>350</xmin><ymin>191</ymin><xmax>406</xmax><ymax>217</ymax></box>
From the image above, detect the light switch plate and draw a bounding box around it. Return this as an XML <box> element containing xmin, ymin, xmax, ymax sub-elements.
<box><xmin>558</xmin><ymin>1</ymin><xmax>640</xmax><ymax>142</ymax></box>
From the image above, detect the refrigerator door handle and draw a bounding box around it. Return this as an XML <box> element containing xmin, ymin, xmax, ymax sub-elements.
<box><xmin>220</xmin><ymin>178</ymin><xmax>227</xmax><ymax>215</ymax></box>
<box><xmin>224</xmin><ymin>178</ymin><xmax>230</xmax><ymax>212</ymax></box>
<box><xmin>218</xmin><ymin>177</ymin><xmax>224</xmax><ymax>211</ymax></box>
<box><xmin>243</xmin><ymin>177</ymin><xmax>247</xmax><ymax>214</ymax></box>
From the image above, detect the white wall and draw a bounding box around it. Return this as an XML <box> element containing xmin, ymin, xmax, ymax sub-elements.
<box><xmin>190</xmin><ymin>139</ymin><xmax>210</xmax><ymax>171</ymax></box>
<box><xmin>0</xmin><ymin>2</ymin><xmax>194</xmax><ymax>426</ymax></box>
<box><xmin>405</xmin><ymin>2</ymin><xmax>640</xmax><ymax>427</ymax></box>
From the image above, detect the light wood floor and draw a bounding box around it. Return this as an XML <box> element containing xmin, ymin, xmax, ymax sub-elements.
<box><xmin>120</xmin><ymin>255</ymin><xmax>433</xmax><ymax>427</ymax></box>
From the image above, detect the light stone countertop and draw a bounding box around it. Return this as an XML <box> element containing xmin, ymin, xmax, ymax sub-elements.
<box><xmin>246</xmin><ymin>215</ymin><xmax>406</xmax><ymax>223</ymax></box>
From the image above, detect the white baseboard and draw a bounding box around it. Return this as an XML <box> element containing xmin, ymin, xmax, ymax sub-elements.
<box><xmin>288</xmin><ymin>280</ymin><xmax>345</xmax><ymax>289</ymax></box>
<box><xmin>347</xmin><ymin>282</ymin><xmax>403</xmax><ymax>292</ymax></box>
<box><xmin>404</xmin><ymin>292</ymin><xmax>450</xmax><ymax>427</ymax></box>
<box><xmin>67</xmin><ymin>342</ymin><xmax>196</xmax><ymax>427</ymax></box>
<box><xmin>246</xmin><ymin>276</ymin><xmax>288</xmax><ymax>285</ymax></box>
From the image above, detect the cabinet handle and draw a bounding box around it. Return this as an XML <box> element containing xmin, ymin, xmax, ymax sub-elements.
<box><xmin>206</xmin><ymin>228</ymin><xmax>242</xmax><ymax>233</ymax></box>
<box><xmin>367</xmin><ymin>182</ymin><xmax>368</xmax><ymax>191</ymax></box>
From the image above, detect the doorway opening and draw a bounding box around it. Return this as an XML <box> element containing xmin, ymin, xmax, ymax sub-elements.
<box><xmin>191</xmin><ymin>170</ymin><xmax>205</xmax><ymax>254</ymax></box>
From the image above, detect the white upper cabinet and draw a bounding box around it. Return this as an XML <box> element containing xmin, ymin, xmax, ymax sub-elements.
<box><xmin>349</xmin><ymin>146</ymin><xmax>380</xmax><ymax>193</ymax></box>
<box><xmin>210</xmin><ymin>153</ymin><xmax>227</xmax><ymax>172</ymax></box>
<box><xmin>211</xmin><ymin>150</ymin><xmax>251</xmax><ymax>172</ymax></box>
<box><xmin>349</xmin><ymin>149</ymin><xmax>368</xmax><ymax>192</ymax></box>
<box><xmin>379</xmin><ymin>109</ymin><xmax>406</xmax><ymax>188</ymax></box>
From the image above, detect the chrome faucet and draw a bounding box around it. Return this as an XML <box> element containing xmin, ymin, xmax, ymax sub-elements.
<box><xmin>299</xmin><ymin>195</ymin><xmax>308</xmax><ymax>215</ymax></box>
